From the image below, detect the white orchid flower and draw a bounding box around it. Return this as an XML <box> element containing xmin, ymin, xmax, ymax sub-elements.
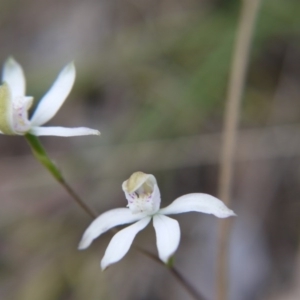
<box><xmin>0</xmin><ymin>57</ymin><xmax>100</xmax><ymax>136</ymax></box>
<box><xmin>79</xmin><ymin>171</ymin><xmax>236</xmax><ymax>270</ymax></box>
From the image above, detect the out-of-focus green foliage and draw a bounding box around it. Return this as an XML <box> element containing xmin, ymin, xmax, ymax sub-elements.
<box><xmin>74</xmin><ymin>0</ymin><xmax>300</xmax><ymax>143</ymax></box>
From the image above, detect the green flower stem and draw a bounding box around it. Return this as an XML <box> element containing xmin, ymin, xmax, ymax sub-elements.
<box><xmin>25</xmin><ymin>134</ymin><xmax>97</xmax><ymax>219</ymax></box>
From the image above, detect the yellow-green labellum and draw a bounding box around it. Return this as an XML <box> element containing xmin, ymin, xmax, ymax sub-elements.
<box><xmin>124</xmin><ymin>171</ymin><xmax>156</xmax><ymax>194</ymax></box>
<box><xmin>0</xmin><ymin>83</ymin><xmax>14</xmax><ymax>135</ymax></box>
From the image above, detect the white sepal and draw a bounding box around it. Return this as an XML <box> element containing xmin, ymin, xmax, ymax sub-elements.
<box><xmin>101</xmin><ymin>217</ymin><xmax>151</xmax><ymax>270</ymax></box>
<box><xmin>2</xmin><ymin>57</ymin><xmax>26</xmax><ymax>99</ymax></box>
<box><xmin>30</xmin><ymin>63</ymin><xmax>76</xmax><ymax>126</ymax></box>
<box><xmin>153</xmin><ymin>215</ymin><xmax>180</xmax><ymax>263</ymax></box>
<box><xmin>30</xmin><ymin>126</ymin><xmax>100</xmax><ymax>136</ymax></box>
<box><xmin>78</xmin><ymin>208</ymin><xmax>146</xmax><ymax>250</ymax></box>
<box><xmin>159</xmin><ymin>193</ymin><xmax>236</xmax><ymax>218</ymax></box>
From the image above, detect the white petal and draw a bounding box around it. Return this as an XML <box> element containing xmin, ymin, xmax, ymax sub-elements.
<box><xmin>153</xmin><ymin>215</ymin><xmax>180</xmax><ymax>263</ymax></box>
<box><xmin>30</xmin><ymin>126</ymin><xmax>100</xmax><ymax>137</ymax></box>
<box><xmin>30</xmin><ymin>63</ymin><xmax>76</xmax><ymax>126</ymax></box>
<box><xmin>78</xmin><ymin>208</ymin><xmax>147</xmax><ymax>250</ymax></box>
<box><xmin>101</xmin><ymin>217</ymin><xmax>151</xmax><ymax>270</ymax></box>
<box><xmin>152</xmin><ymin>183</ymin><xmax>161</xmax><ymax>212</ymax></box>
<box><xmin>159</xmin><ymin>193</ymin><xmax>236</xmax><ymax>218</ymax></box>
<box><xmin>2</xmin><ymin>57</ymin><xmax>26</xmax><ymax>98</ymax></box>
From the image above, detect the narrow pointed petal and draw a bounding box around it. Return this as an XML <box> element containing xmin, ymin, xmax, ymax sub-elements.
<box><xmin>101</xmin><ymin>217</ymin><xmax>151</xmax><ymax>270</ymax></box>
<box><xmin>159</xmin><ymin>193</ymin><xmax>236</xmax><ymax>218</ymax></box>
<box><xmin>78</xmin><ymin>208</ymin><xmax>147</xmax><ymax>250</ymax></box>
<box><xmin>30</xmin><ymin>126</ymin><xmax>100</xmax><ymax>136</ymax></box>
<box><xmin>153</xmin><ymin>215</ymin><xmax>180</xmax><ymax>263</ymax></box>
<box><xmin>2</xmin><ymin>57</ymin><xmax>26</xmax><ymax>99</ymax></box>
<box><xmin>30</xmin><ymin>63</ymin><xmax>76</xmax><ymax>126</ymax></box>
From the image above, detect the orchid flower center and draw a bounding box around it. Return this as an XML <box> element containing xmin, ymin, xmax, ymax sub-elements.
<box><xmin>127</xmin><ymin>191</ymin><xmax>155</xmax><ymax>214</ymax></box>
<box><xmin>12</xmin><ymin>96</ymin><xmax>33</xmax><ymax>133</ymax></box>
<box><xmin>123</xmin><ymin>172</ymin><xmax>161</xmax><ymax>215</ymax></box>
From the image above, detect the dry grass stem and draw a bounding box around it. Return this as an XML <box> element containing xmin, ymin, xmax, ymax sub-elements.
<box><xmin>217</xmin><ymin>0</ymin><xmax>263</xmax><ymax>299</ymax></box>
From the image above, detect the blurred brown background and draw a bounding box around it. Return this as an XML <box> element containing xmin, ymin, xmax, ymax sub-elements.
<box><xmin>0</xmin><ymin>0</ymin><xmax>300</xmax><ymax>299</ymax></box>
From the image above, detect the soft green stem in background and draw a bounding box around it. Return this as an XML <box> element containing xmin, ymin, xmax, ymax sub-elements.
<box><xmin>25</xmin><ymin>134</ymin><xmax>97</xmax><ymax>219</ymax></box>
<box><xmin>25</xmin><ymin>134</ymin><xmax>205</xmax><ymax>300</ymax></box>
<box><xmin>217</xmin><ymin>0</ymin><xmax>262</xmax><ymax>300</ymax></box>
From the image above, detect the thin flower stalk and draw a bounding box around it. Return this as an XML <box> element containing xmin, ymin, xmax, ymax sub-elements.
<box><xmin>25</xmin><ymin>134</ymin><xmax>97</xmax><ymax>218</ymax></box>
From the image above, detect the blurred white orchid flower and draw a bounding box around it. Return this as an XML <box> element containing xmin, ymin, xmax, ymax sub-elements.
<box><xmin>79</xmin><ymin>171</ymin><xmax>236</xmax><ymax>270</ymax></box>
<box><xmin>0</xmin><ymin>57</ymin><xmax>100</xmax><ymax>136</ymax></box>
